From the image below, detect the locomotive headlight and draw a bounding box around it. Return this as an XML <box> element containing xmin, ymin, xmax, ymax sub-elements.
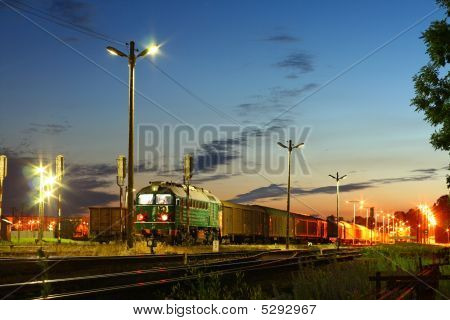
<box><xmin>161</xmin><ymin>213</ymin><xmax>168</xmax><ymax>221</ymax></box>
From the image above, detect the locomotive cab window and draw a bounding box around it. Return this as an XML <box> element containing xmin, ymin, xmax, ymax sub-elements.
<box><xmin>137</xmin><ymin>194</ymin><xmax>154</xmax><ymax>205</ymax></box>
<box><xmin>156</xmin><ymin>194</ymin><xmax>173</xmax><ymax>205</ymax></box>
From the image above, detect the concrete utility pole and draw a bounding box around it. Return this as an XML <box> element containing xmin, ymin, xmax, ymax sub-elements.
<box><xmin>329</xmin><ymin>172</ymin><xmax>347</xmax><ymax>250</ymax></box>
<box><xmin>278</xmin><ymin>140</ymin><xmax>304</xmax><ymax>249</ymax></box>
<box><xmin>0</xmin><ymin>155</ymin><xmax>6</xmax><ymax>239</ymax></box>
<box><xmin>107</xmin><ymin>41</ymin><xmax>159</xmax><ymax>249</ymax></box>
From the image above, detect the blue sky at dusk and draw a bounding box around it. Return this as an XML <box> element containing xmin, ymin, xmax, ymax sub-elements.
<box><xmin>0</xmin><ymin>0</ymin><xmax>448</xmax><ymax>219</ymax></box>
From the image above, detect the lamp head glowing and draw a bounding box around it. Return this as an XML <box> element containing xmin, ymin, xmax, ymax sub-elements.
<box><xmin>138</xmin><ymin>43</ymin><xmax>160</xmax><ymax>58</ymax></box>
<box><xmin>106</xmin><ymin>46</ymin><xmax>127</xmax><ymax>57</ymax></box>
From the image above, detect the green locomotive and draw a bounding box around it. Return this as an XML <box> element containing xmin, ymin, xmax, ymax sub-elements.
<box><xmin>134</xmin><ymin>181</ymin><xmax>221</xmax><ymax>244</ymax></box>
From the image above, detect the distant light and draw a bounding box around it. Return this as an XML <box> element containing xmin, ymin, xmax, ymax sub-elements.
<box><xmin>35</xmin><ymin>166</ymin><xmax>45</xmax><ymax>174</ymax></box>
<box><xmin>161</xmin><ymin>213</ymin><xmax>168</xmax><ymax>221</ymax></box>
<box><xmin>44</xmin><ymin>175</ymin><xmax>56</xmax><ymax>186</ymax></box>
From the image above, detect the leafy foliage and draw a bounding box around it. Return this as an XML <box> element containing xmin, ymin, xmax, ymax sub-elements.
<box><xmin>411</xmin><ymin>0</ymin><xmax>450</xmax><ymax>187</ymax></box>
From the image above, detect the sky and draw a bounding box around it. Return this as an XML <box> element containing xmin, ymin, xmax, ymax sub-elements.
<box><xmin>0</xmin><ymin>0</ymin><xmax>448</xmax><ymax>220</ymax></box>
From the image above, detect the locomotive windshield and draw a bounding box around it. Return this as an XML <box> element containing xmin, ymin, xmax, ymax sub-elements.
<box><xmin>156</xmin><ymin>194</ymin><xmax>173</xmax><ymax>205</ymax></box>
<box><xmin>137</xmin><ymin>194</ymin><xmax>154</xmax><ymax>205</ymax></box>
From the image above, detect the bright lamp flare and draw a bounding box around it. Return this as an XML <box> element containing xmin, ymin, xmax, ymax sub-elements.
<box><xmin>35</xmin><ymin>166</ymin><xmax>45</xmax><ymax>174</ymax></box>
<box><xmin>44</xmin><ymin>175</ymin><xmax>56</xmax><ymax>186</ymax></box>
<box><xmin>147</xmin><ymin>44</ymin><xmax>160</xmax><ymax>56</ymax></box>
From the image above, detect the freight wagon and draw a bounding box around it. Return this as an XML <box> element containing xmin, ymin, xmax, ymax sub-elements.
<box><xmin>89</xmin><ymin>207</ymin><xmax>125</xmax><ymax>243</ymax></box>
<box><xmin>221</xmin><ymin>201</ymin><xmax>268</xmax><ymax>243</ymax></box>
<box><xmin>254</xmin><ymin>206</ymin><xmax>327</xmax><ymax>243</ymax></box>
<box><xmin>336</xmin><ymin>221</ymin><xmax>377</xmax><ymax>244</ymax></box>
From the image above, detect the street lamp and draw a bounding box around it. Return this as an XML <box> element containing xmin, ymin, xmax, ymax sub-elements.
<box><xmin>35</xmin><ymin>164</ymin><xmax>46</xmax><ymax>243</ymax></box>
<box><xmin>329</xmin><ymin>172</ymin><xmax>347</xmax><ymax>250</ymax></box>
<box><xmin>106</xmin><ymin>41</ymin><xmax>160</xmax><ymax>249</ymax></box>
<box><xmin>277</xmin><ymin>140</ymin><xmax>304</xmax><ymax>249</ymax></box>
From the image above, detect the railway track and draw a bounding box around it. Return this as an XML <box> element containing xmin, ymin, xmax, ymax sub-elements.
<box><xmin>0</xmin><ymin>249</ymin><xmax>276</xmax><ymax>284</ymax></box>
<box><xmin>0</xmin><ymin>248</ymin><xmax>361</xmax><ymax>299</ymax></box>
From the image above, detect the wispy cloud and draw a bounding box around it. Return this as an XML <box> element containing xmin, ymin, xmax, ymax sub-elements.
<box><xmin>270</xmin><ymin>83</ymin><xmax>319</xmax><ymax>100</ymax></box>
<box><xmin>276</xmin><ymin>52</ymin><xmax>314</xmax><ymax>74</ymax></box>
<box><xmin>262</xmin><ymin>33</ymin><xmax>300</xmax><ymax>43</ymax></box>
<box><xmin>230</xmin><ymin>173</ymin><xmax>438</xmax><ymax>203</ymax></box>
<box><xmin>25</xmin><ymin>121</ymin><xmax>71</xmax><ymax>135</ymax></box>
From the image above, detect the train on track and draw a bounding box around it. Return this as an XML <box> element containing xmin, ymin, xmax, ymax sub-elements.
<box><xmin>90</xmin><ymin>181</ymin><xmax>377</xmax><ymax>244</ymax></box>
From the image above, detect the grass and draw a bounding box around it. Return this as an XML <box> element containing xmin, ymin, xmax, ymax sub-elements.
<box><xmin>168</xmin><ymin>271</ymin><xmax>264</xmax><ymax>299</ymax></box>
<box><xmin>271</xmin><ymin>243</ymin><xmax>450</xmax><ymax>299</ymax></box>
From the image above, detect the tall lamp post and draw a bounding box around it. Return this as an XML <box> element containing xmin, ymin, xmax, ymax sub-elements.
<box><xmin>329</xmin><ymin>172</ymin><xmax>347</xmax><ymax>250</ymax></box>
<box><xmin>106</xmin><ymin>41</ymin><xmax>160</xmax><ymax>249</ymax></box>
<box><xmin>277</xmin><ymin>140</ymin><xmax>304</xmax><ymax>250</ymax></box>
<box><xmin>0</xmin><ymin>155</ymin><xmax>7</xmax><ymax>239</ymax></box>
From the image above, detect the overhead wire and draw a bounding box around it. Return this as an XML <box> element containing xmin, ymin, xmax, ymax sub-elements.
<box><xmin>3</xmin><ymin>0</ymin><xmax>126</xmax><ymax>46</ymax></box>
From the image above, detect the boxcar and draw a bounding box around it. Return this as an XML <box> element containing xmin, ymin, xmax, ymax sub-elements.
<box><xmin>89</xmin><ymin>207</ymin><xmax>125</xmax><ymax>243</ymax></box>
<box><xmin>254</xmin><ymin>205</ymin><xmax>327</xmax><ymax>243</ymax></box>
<box><xmin>337</xmin><ymin>221</ymin><xmax>376</xmax><ymax>244</ymax></box>
<box><xmin>221</xmin><ymin>201</ymin><xmax>268</xmax><ymax>242</ymax></box>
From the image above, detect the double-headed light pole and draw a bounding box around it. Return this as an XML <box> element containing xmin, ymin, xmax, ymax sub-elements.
<box><xmin>277</xmin><ymin>140</ymin><xmax>304</xmax><ymax>250</ymax></box>
<box><xmin>329</xmin><ymin>172</ymin><xmax>347</xmax><ymax>250</ymax></box>
<box><xmin>107</xmin><ymin>41</ymin><xmax>159</xmax><ymax>249</ymax></box>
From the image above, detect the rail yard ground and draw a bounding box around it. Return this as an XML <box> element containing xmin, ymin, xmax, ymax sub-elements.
<box><xmin>0</xmin><ymin>239</ymin><xmax>338</xmax><ymax>257</ymax></box>
<box><xmin>0</xmin><ymin>242</ymin><xmax>448</xmax><ymax>299</ymax></box>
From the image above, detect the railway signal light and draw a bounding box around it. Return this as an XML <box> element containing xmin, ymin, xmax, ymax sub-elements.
<box><xmin>116</xmin><ymin>155</ymin><xmax>126</xmax><ymax>187</ymax></box>
<box><xmin>184</xmin><ymin>154</ymin><xmax>193</xmax><ymax>182</ymax></box>
<box><xmin>0</xmin><ymin>155</ymin><xmax>6</xmax><ymax>180</ymax></box>
<box><xmin>0</xmin><ymin>155</ymin><xmax>6</xmax><ymax>239</ymax></box>
<box><xmin>116</xmin><ymin>155</ymin><xmax>127</xmax><ymax>241</ymax></box>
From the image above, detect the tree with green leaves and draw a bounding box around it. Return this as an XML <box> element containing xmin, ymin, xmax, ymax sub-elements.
<box><xmin>411</xmin><ymin>0</ymin><xmax>450</xmax><ymax>188</ymax></box>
